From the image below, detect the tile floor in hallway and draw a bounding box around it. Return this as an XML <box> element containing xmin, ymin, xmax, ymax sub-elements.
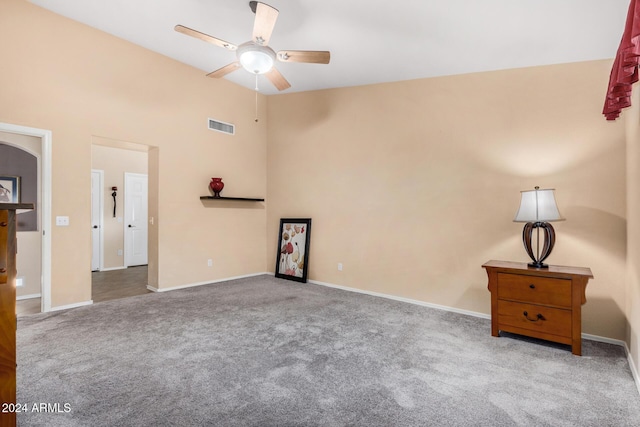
<box><xmin>16</xmin><ymin>265</ymin><xmax>151</xmax><ymax>316</ymax></box>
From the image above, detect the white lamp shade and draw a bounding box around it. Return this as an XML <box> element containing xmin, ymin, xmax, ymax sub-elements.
<box><xmin>237</xmin><ymin>43</ymin><xmax>275</xmax><ymax>74</ymax></box>
<box><xmin>514</xmin><ymin>188</ymin><xmax>564</xmax><ymax>222</ymax></box>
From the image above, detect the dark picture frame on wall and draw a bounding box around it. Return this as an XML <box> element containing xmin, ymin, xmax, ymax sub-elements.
<box><xmin>275</xmin><ymin>218</ymin><xmax>312</xmax><ymax>283</ymax></box>
<box><xmin>0</xmin><ymin>176</ymin><xmax>20</xmax><ymax>203</ymax></box>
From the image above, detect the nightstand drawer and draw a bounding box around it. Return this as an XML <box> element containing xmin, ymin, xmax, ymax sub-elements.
<box><xmin>497</xmin><ymin>273</ymin><xmax>571</xmax><ymax>308</ymax></box>
<box><xmin>497</xmin><ymin>300</ymin><xmax>571</xmax><ymax>338</ymax></box>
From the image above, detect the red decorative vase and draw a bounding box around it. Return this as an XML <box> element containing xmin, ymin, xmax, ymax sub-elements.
<box><xmin>209</xmin><ymin>178</ymin><xmax>224</xmax><ymax>198</ymax></box>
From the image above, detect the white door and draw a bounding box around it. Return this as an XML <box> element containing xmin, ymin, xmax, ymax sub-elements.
<box><xmin>124</xmin><ymin>173</ymin><xmax>148</xmax><ymax>267</ymax></box>
<box><xmin>91</xmin><ymin>170</ymin><xmax>103</xmax><ymax>271</ymax></box>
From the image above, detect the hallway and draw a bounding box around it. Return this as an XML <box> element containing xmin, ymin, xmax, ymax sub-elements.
<box><xmin>16</xmin><ymin>266</ymin><xmax>151</xmax><ymax>316</ymax></box>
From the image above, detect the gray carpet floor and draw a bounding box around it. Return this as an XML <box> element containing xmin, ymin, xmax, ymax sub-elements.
<box><xmin>16</xmin><ymin>275</ymin><xmax>640</xmax><ymax>426</ymax></box>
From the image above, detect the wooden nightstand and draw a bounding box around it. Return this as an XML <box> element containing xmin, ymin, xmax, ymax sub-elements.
<box><xmin>482</xmin><ymin>260</ymin><xmax>593</xmax><ymax>355</ymax></box>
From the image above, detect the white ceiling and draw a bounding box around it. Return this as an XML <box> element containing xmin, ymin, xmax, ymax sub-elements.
<box><xmin>29</xmin><ymin>0</ymin><xmax>629</xmax><ymax>96</ymax></box>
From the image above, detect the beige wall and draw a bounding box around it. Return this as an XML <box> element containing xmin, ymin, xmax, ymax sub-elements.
<box><xmin>626</xmin><ymin>88</ymin><xmax>640</xmax><ymax>384</ymax></box>
<box><xmin>0</xmin><ymin>131</ymin><xmax>42</xmax><ymax>298</ymax></box>
<box><xmin>3</xmin><ymin>0</ymin><xmax>637</xmax><ymax>381</ymax></box>
<box><xmin>91</xmin><ymin>142</ymin><xmax>148</xmax><ymax>270</ymax></box>
<box><xmin>1</xmin><ymin>0</ymin><xmax>267</xmax><ymax>306</ymax></box>
<box><xmin>267</xmin><ymin>60</ymin><xmax>627</xmax><ymax>340</ymax></box>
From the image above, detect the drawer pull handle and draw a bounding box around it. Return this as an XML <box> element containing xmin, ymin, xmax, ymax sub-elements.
<box><xmin>529</xmin><ymin>284</ymin><xmax>535</xmax><ymax>289</ymax></box>
<box><xmin>523</xmin><ymin>311</ymin><xmax>545</xmax><ymax>322</ymax></box>
<box><xmin>0</xmin><ymin>222</ymin><xmax>6</xmax><ymax>227</ymax></box>
<box><xmin>0</xmin><ymin>268</ymin><xmax>6</xmax><ymax>274</ymax></box>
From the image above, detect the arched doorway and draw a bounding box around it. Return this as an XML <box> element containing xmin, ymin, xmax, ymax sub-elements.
<box><xmin>0</xmin><ymin>122</ymin><xmax>52</xmax><ymax>314</ymax></box>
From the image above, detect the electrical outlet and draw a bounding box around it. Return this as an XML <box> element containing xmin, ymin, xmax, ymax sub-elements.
<box><xmin>117</xmin><ymin>249</ymin><xmax>123</xmax><ymax>256</ymax></box>
<box><xmin>207</xmin><ymin>259</ymin><xmax>213</xmax><ymax>267</ymax></box>
<box><xmin>55</xmin><ymin>216</ymin><xmax>69</xmax><ymax>226</ymax></box>
<box><xmin>338</xmin><ymin>263</ymin><xmax>343</xmax><ymax>271</ymax></box>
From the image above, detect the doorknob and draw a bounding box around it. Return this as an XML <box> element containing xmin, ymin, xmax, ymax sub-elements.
<box><xmin>93</xmin><ymin>225</ymin><xmax>98</xmax><ymax>229</ymax></box>
<box><xmin>128</xmin><ymin>225</ymin><xmax>135</xmax><ymax>228</ymax></box>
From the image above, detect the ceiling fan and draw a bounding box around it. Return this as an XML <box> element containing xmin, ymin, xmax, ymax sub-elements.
<box><xmin>175</xmin><ymin>1</ymin><xmax>330</xmax><ymax>91</ymax></box>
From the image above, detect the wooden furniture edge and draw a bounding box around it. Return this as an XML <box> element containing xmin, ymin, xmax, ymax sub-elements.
<box><xmin>0</xmin><ymin>203</ymin><xmax>35</xmax><ymax>211</ymax></box>
<box><xmin>0</xmin><ymin>204</ymin><xmax>32</xmax><ymax>427</ymax></box>
<box><xmin>482</xmin><ymin>260</ymin><xmax>593</xmax><ymax>279</ymax></box>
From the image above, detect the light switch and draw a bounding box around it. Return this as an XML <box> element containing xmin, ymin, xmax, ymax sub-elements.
<box><xmin>56</xmin><ymin>216</ymin><xmax>69</xmax><ymax>226</ymax></box>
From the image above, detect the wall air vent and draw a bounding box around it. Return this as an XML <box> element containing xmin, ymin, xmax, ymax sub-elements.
<box><xmin>208</xmin><ymin>118</ymin><xmax>235</xmax><ymax>135</ymax></box>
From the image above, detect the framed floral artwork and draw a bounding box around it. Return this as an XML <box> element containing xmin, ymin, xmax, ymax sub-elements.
<box><xmin>0</xmin><ymin>176</ymin><xmax>20</xmax><ymax>203</ymax></box>
<box><xmin>275</xmin><ymin>218</ymin><xmax>311</xmax><ymax>283</ymax></box>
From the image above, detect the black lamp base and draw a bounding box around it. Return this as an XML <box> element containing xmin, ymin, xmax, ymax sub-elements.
<box><xmin>522</xmin><ymin>222</ymin><xmax>556</xmax><ymax>269</ymax></box>
<box><xmin>528</xmin><ymin>261</ymin><xmax>549</xmax><ymax>269</ymax></box>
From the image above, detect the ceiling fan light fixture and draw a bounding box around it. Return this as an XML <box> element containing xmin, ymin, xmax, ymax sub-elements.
<box><xmin>175</xmin><ymin>2</ymin><xmax>329</xmax><ymax>91</ymax></box>
<box><xmin>237</xmin><ymin>42</ymin><xmax>275</xmax><ymax>74</ymax></box>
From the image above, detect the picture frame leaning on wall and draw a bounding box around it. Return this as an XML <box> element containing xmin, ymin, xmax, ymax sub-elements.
<box><xmin>0</xmin><ymin>176</ymin><xmax>20</xmax><ymax>203</ymax></box>
<box><xmin>275</xmin><ymin>218</ymin><xmax>312</xmax><ymax>283</ymax></box>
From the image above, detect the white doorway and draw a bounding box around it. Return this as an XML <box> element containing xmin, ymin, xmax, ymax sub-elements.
<box><xmin>91</xmin><ymin>170</ymin><xmax>104</xmax><ymax>271</ymax></box>
<box><xmin>0</xmin><ymin>122</ymin><xmax>52</xmax><ymax>313</ymax></box>
<box><xmin>124</xmin><ymin>173</ymin><xmax>148</xmax><ymax>267</ymax></box>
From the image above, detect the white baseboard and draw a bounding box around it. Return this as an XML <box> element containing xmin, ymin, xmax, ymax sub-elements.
<box><xmin>629</xmin><ymin>348</ymin><xmax>640</xmax><ymax>398</ymax></box>
<box><xmin>623</xmin><ymin>343</ymin><xmax>640</xmax><ymax>398</ymax></box>
<box><xmin>308</xmin><ymin>279</ymin><xmax>491</xmax><ymax>320</ymax></box>
<box><xmin>309</xmin><ymin>279</ymin><xmax>636</xmax><ymax>346</ymax></box>
<box><xmin>581</xmin><ymin>333</ymin><xmax>626</xmax><ymax>347</ymax></box>
<box><xmin>147</xmin><ymin>272</ymin><xmax>269</xmax><ymax>293</ymax></box>
<box><xmin>97</xmin><ymin>266</ymin><xmax>127</xmax><ymax>272</ymax></box>
<box><xmin>50</xmin><ymin>300</ymin><xmax>93</xmax><ymax>312</ymax></box>
<box><xmin>581</xmin><ymin>333</ymin><xmax>640</xmax><ymax>396</ymax></box>
<box><xmin>308</xmin><ymin>278</ymin><xmax>640</xmax><ymax>397</ymax></box>
<box><xmin>17</xmin><ymin>293</ymin><xmax>41</xmax><ymax>301</ymax></box>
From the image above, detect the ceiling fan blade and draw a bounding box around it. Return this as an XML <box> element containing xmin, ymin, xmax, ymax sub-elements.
<box><xmin>207</xmin><ymin>62</ymin><xmax>242</xmax><ymax>78</ymax></box>
<box><xmin>266</xmin><ymin>67</ymin><xmax>291</xmax><ymax>91</ymax></box>
<box><xmin>252</xmin><ymin>2</ymin><xmax>279</xmax><ymax>45</ymax></box>
<box><xmin>175</xmin><ymin>25</ymin><xmax>237</xmax><ymax>51</ymax></box>
<box><xmin>277</xmin><ymin>50</ymin><xmax>330</xmax><ymax>64</ymax></box>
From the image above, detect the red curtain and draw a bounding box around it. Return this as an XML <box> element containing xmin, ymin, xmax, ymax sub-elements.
<box><xmin>604</xmin><ymin>0</ymin><xmax>640</xmax><ymax>120</ymax></box>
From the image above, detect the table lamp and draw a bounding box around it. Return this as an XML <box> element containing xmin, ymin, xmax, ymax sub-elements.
<box><xmin>514</xmin><ymin>186</ymin><xmax>564</xmax><ymax>268</ymax></box>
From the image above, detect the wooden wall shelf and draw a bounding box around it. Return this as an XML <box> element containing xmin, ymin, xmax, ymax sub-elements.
<box><xmin>200</xmin><ymin>196</ymin><xmax>265</xmax><ymax>202</ymax></box>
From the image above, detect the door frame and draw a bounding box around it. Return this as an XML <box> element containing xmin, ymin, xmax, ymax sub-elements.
<box><xmin>91</xmin><ymin>169</ymin><xmax>104</xmax><ymax>271</ymax></box>
<box><xmin>0</xmin><ymin>122</ymin><xmax>52</xmax><ymax>312</ymax></box>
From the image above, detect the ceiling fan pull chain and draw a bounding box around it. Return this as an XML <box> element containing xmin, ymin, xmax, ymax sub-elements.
<box><xmin>255</xmin><ymin>74</ymin><xmax>259</xmax><ymax>123</ymax></box>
